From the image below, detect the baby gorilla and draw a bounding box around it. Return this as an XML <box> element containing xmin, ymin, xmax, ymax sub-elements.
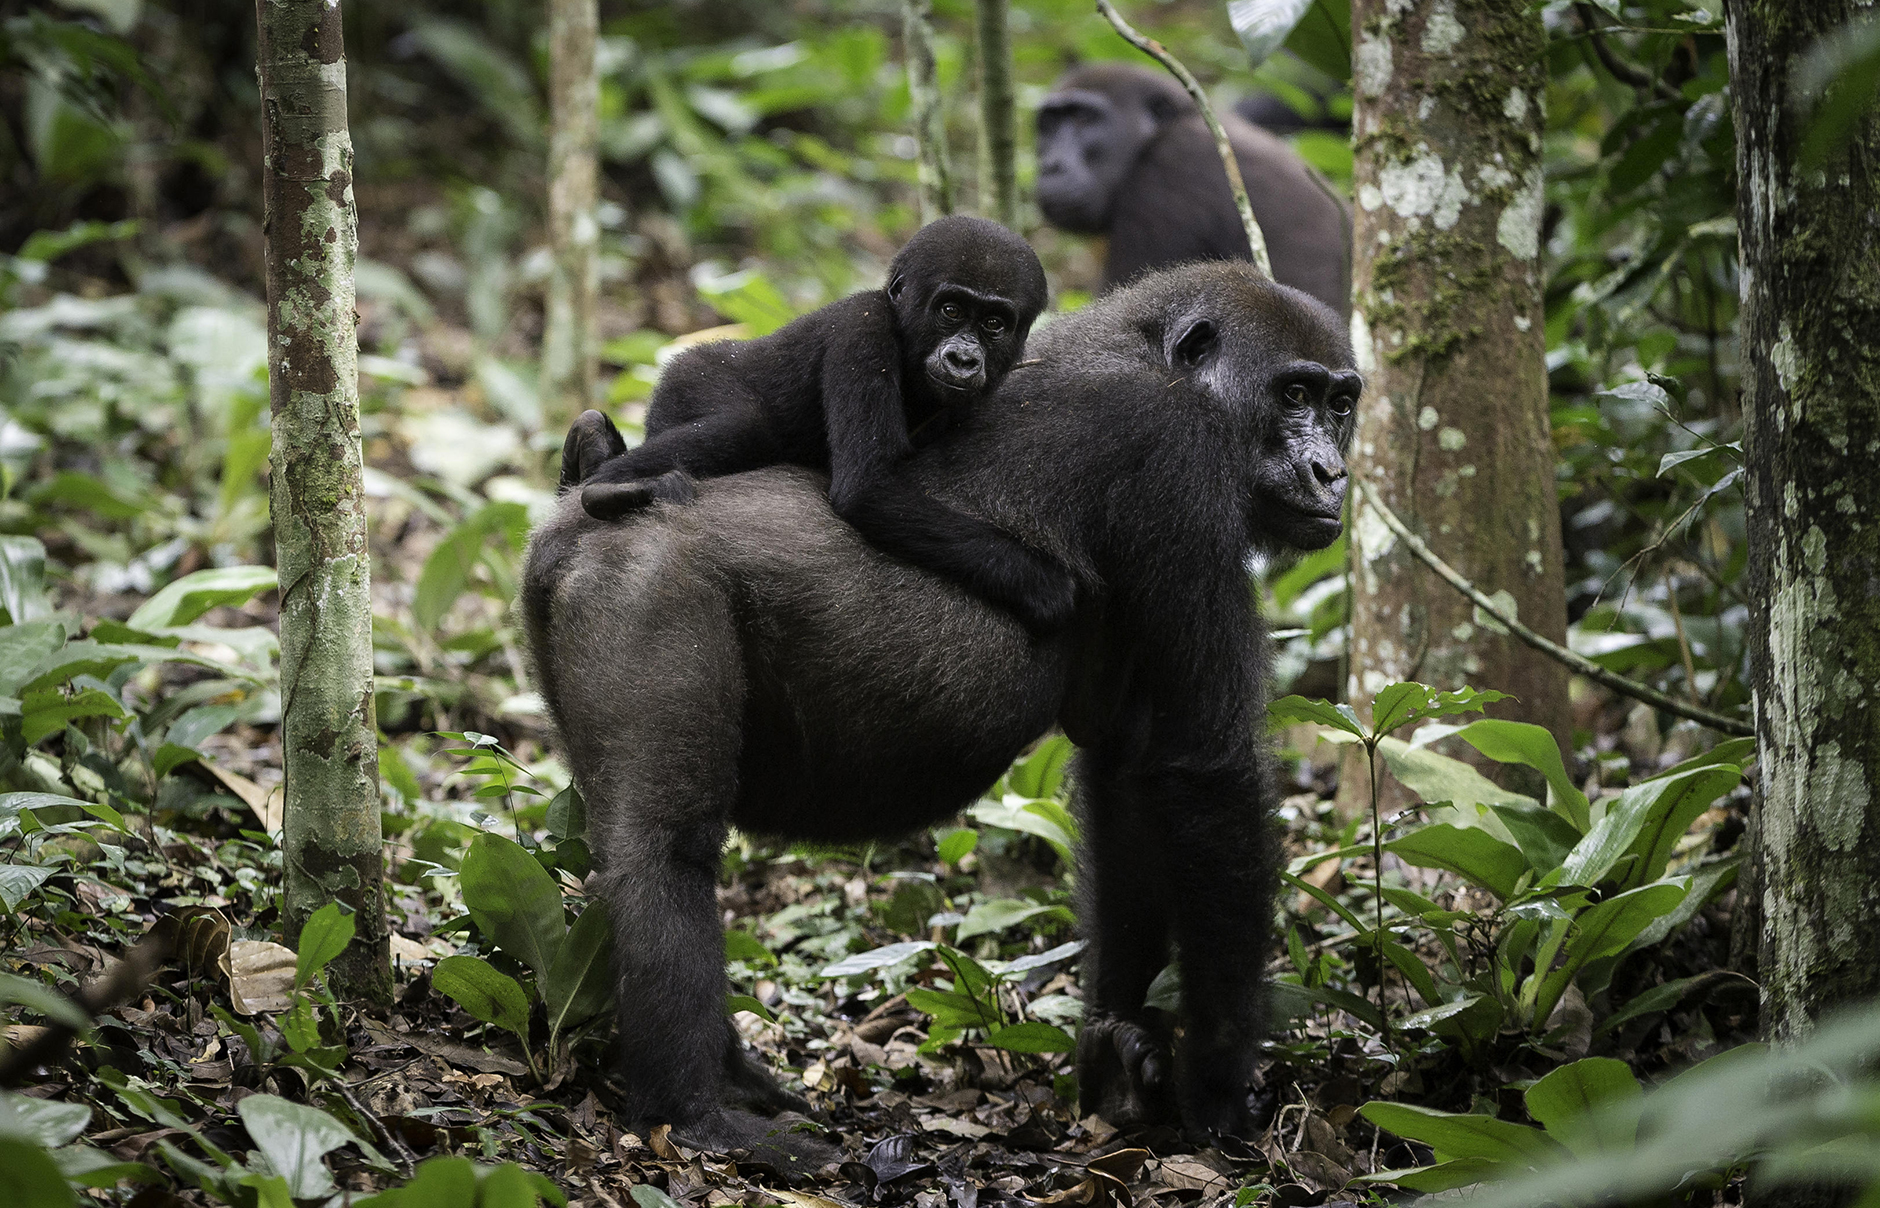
<box><xmin>560</xmin><ymin>216</ymin><xmax>1075</xmax><ymax>634</ymax></box>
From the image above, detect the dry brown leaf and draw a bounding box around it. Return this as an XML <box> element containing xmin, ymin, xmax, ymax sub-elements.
<box><xmin>1085</xmin><ymin>1148</ymin><xmax>1150</xmax><ymax>1183</ymax></box>
<box><xmin>227</xmin><ymin>939</ymin><xmax>295</xmax><ymax>1015</ymax></box>
<box><xmin>360</xmin><ymin>1021</ymin><xmax>530</xmax><ymax>1076</ymax></box>
<box><xmin>388</xmin><ymin>934</ymin><xmax>432</xmax><ymax>965</ymax></box>
<box><xmin>1282</xmin><ymin>1150</ymin><xmax>1350</xmax><ymax>1193</ymax></box>
<box><xmin>919</xmin><ymin>1116</ymin><xmax>992</xmax><ymax>1139</ymax></box>
<box><xmin>768</xmin><ymin>1190</ymin><xmax>850</xmax><ymax>1208</ymax></box>
<box><xmin>1151</xmin><ymin>1157</ymin><xmax>1232</xmax><ymax>1195</ymax></box>
<box><xmin>649</xmin><ymin>1123</ymin><xmax>683</xmax><ymax>1161</ymax></box>
<box><xmin>200</xmin><ymin>763</ymin><xmax>284</xmax><ymax>835</ymax></box>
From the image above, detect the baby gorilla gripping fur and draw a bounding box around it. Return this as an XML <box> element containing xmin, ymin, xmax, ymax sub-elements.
<box><xmin>522</xmin><ymin>262</ymin><xmax>1359</xmax><ymax>1168</ymax></box>
<box><xmin>560</xmin><ymin>215</ymin><xmax>1074</xmax><ymax>634</ymax></box>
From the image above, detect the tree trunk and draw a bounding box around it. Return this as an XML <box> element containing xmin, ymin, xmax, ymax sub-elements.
<box><xmin>256</xmin><ymin>0</ymin><xmax>389</xmax><ymax>1003</ymax></box>
<box><xmin>544</xmin><ymin>0</ymin><xmax>601</xmax><ymax>430</ymax></box>
<box><xmin>1344</xmin><ymin>0</ymin><xmax>1570</xmax><ymax>803</ymax></box>
<box><xmin>1728</xmin><ymin>2</ymin><xmax>1880</xmax><ymax>1059</ymax></box>
<box><xmin>974</xmin><ymin>0</ymin><xmax>1018</xmax><ymax>229</ymax></box>
<box><xmin>903</xmin><ymin>0</ymin><xmax>956</xmax><ymax>223</ymax></box>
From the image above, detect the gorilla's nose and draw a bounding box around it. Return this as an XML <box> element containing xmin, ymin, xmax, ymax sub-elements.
<box><xmin>945</xmin><ymin>346</ymin><xmax>982</xmax><ymax>373</ymax></box>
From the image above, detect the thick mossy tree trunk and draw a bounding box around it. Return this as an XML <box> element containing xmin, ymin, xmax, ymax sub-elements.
<box><xmin>256</xmin><ymin>0</ymin><xmax>389</xmax><ymax>1003</ymax></box>
<box><xmin>544</xmin><ymin>0</ymin><xmax>600</xmax><ymax>430</ymax></box>
<box><xmin>974</xmin><ymin>0</ymin><xmax>1018</xmax><ymax>229</ymax></box>
<box><xmin>1345</xmin><ymin>0</ymin><xmax>1570</xmax><ymax>798</ymax></box>
<box><xmin>903</xmin><ymin>0</ymin><xmax>956</xmax><ymax>223</ymax></box>
<box><xmin>1727</xmin><ymin>4</ymin><xmax>1880</xmax><ymax>1055</ymax></box>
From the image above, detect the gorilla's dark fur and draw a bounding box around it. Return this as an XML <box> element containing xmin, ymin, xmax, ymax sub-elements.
<box><xmin>521</xmin><ymin>262</ymin><xmax>1359</xmax><ymax>1167</ymax></box>
<box><xmin>563</xmin><ymin>215</ymin><xmax>1070</xmax><ymax>634</ymax></box>
<box><xmin>1037</xmin><ymin>63</ymin><xmax>1351</xmax><ymax>313</ymax></box>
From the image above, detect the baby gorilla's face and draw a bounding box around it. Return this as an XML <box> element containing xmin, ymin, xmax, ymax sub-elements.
<box><xmin>918</xmin><ymin>285</ymin><xmax>1021</xmax><ymax>396</ymax></box>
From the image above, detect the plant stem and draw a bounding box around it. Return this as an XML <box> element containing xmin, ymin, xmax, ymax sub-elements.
<box><xmin>902</xmin><ymin>0</ymin><xmax>955</xmax><ymax>223</ymax></box>
<box><xmin>974</xmin><ymin>0</ymin><xmax>1019</xmax><ymax>228</ymax></box>
<box><xmin>1093</xmin><ymin>0</ymin><xmax>1272</xmax><ymax>276</ymax></box>
<box><xmin>1368</xmin><ymin>738</ymin><xmax>1390</xmax><ymax>1043</ymax></box>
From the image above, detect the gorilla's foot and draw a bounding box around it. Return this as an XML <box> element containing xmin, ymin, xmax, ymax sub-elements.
<box><xmin>668</xmin><ymin>1109</ymin><xmax>839</xmax><ymax>1178</ymax></box>
<box><xmin>559</xmin><ymin>410</ymin><xmax>627</xmax><ymax>492</ymax></box>
<box><xmin>722</xmin><ymin>1040</ymin><xmax>813</xmax><ymax>1116</ymax></box>
<box><xmin>1076</xmin><ymin>1015</ymin><xmax>1175</xmax><ymax>1131</ymax></box>
<box><xmin>582</xmin><ymin>470</ymin><xmax>698</xmax><ymax>521</ymax></box>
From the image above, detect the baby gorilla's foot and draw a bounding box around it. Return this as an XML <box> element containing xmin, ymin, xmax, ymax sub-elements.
<box><xmin>582</xmin><ymin>470</ymin><xmax>699</xmax><ymax>521</ymax></box>
<box><xmin>559</xmin><ymin>410</ymin><xmax>627</xmax><ymax>493</ymax></box>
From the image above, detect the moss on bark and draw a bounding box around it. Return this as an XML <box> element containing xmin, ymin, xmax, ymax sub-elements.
<box><xmin>256</xmin><ymin>0</ymin><xmax>389</xmax><ymax>1004</ymax></box>
<box><xmin>544</xmin><ymin>0</ymin><xmax>600</xmax><ymax>430</ymax></box>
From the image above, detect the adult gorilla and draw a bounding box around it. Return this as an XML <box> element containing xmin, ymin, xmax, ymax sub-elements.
<box><xmin>1037</xmin><ymin>62</ymin><xmax>1350</xmax><ymax>312</ymax></box>
<box><xmin>521</xmin><ymin>263</ymin><xmax>1359</xmax><ymax>1167</ymax></box>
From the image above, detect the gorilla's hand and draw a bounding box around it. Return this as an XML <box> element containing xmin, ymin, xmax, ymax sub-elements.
<box><xmin>1076</xmin><ymin>1015</ymin><xmax>1174</xmax><ymax>1130</ymax></box>
<box><xmin>560</xmin><ymin>410</ymin><xmax>627</xmax><ymax>493</ymax></box>
<box><xmin>581</xmin><ymin>470</ymin><xmax>700</xmax><ymax>520</ymax></box>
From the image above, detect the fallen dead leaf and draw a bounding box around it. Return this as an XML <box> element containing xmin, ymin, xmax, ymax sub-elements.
<box><xmin>200</xmin><ymin>763</ymin><xmax>284</xmax><ymax>835</ymax></box>
<box><xmin>769</xmin><ymin>1190</ymin><xmax>850</xmax><ymax>1208</ymax></box>
<box><xmin>1151</xmin><ymin>1156</ymin><xmax>1233</xmax><ymax>1195</ymax></box>
<box><xmin>361</xmin><ymin>1021</ymin><xmax>530</xmax><ymax>1076</ymax></box>
<box><xmin>388</xmin><ymin>934</ymin><xmax>432</xmax><ymax>965</ymax></box>
<box><xmin>227</xmin><ymin>939</ymin><xmax>295</xmax><ymax>1014</ymax></box>
<box><xmin>919</xmin><ymin>1116</ymin><xmax>992</xmax><ymax>1139</ymax></box>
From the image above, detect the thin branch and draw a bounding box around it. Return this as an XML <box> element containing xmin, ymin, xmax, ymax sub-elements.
<box><xmin>1094</xmin><ymin>0</ymin><xmax>1272</xmax><ymax>277</ymax></box>
<box><xmin>1352</xmin><ymin>481</ymin><xmax>1753</xmax><ymax>737</ymax></box>
<box><xmin>903</xmin><ymin>0</ymin><xmax>955</xmax><ymax>222</ymax></box>
<box><xmin>1574</xmin><ymin>3</ymin><xmax>1685</xmax><ymax>104</ymax></box>
<box><xmin>974</xmin><ymin>0</ymin><xmax>1019</xmax><ymax>228</ymax></box>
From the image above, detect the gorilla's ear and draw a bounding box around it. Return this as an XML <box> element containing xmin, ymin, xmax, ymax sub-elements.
<box><xmin>887</xmin><ymin>273</ymin><xmax>908</xmax><ymax>301</ymax></box>
<box><xmin>1171</xmin><ymin>317</ymin><xmax>1218</xmax><ymax>368</ymax></box>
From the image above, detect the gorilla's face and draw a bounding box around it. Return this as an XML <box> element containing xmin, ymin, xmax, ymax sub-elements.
<box><xmin>1245</xmin><ymin>359</ymin><xmax>1359</xmax><ymax>550</ymax></box>
<box><xmin>1035</xmin><ymin>88</ymin><xmax>1155</xmax><ymax>234</ymax></box>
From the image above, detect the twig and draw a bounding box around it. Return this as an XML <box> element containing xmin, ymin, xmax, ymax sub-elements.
<box><xmin>1094</xmin><ymin>0</ymin><xmax>1272</xmax><ymax>276</ymax></box>
<box><xmin>902</xmin><ymin>0</ymin><xmax>955</xmax><ymax>222</ymax></box>
<box><xmin>332</xmin><ymin>1079</ymin><xmax>417</xmax><ymax>1175</ymax></box>
<box><xmin>1352</xmin><ymin>481</ymin><xmax>1753</xmax><ymax>737</ymax></box>
<box><xmin>1574</xmin><ymin>3</ymin><xmax>1685</xmax><ymax>104</ymax></box>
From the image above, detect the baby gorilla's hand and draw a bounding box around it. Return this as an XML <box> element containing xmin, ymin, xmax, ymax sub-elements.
<box><xmin>581</xmin><ymin>470</ymin><xmax>699</xmax><ymax>521</ymax></box>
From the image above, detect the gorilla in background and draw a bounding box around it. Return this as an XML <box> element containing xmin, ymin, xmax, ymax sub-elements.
<box><xmin>522</xmin><ymin>262</ymin><xmax>1359</xmax><ymax>1170</ymax></box>
<box><xmin>1037</xmin><ymin>62</ymin><xmax>1351</xmax><ymax>313</ymax></box>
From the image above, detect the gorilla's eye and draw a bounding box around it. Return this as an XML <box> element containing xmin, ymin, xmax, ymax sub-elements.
<box><xmin>1330</xmin><ymin>395</ymin><xmax>1354</xmax><ymax>418</ymax></box>
<box><xmin>940</xmin><ymin>302</ymin><xmax>962</xmax><ymax>321</ymax></box>
<box><xmin>1285</xmin><ymin>383</ymin><xmax>1311</xmax><ymax>407</ymax></box>
<box><xmin>983</xmin><ymin>316</ymin><xmax>1005</xmax><ymax>333</ymax></box>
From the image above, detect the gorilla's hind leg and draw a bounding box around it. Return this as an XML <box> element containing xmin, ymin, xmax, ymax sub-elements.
<box><xmin>559</xmin><ymin>410</ymin><xmax>627</xmax><ymax>492</ymax></box>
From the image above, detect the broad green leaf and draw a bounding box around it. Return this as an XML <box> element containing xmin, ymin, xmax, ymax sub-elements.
<box><xmin>1381</xmin><ymin>939</ymin><xmax>1440</xmax><ymax>1007</ymax></box>
<box><xmin>415</xmin><ymin>503</ymin><xmax>530</xmax><ymax>631</ymax></box>
<box><xmin>1398</xmin><ymin>995</ymin><xmax>1484</xmax><ymax>1031</ymax></box>
<box><xmin>955</xmin><ymin>898</ymin><xmax>1073</xmax><ymax>941</ymax></box>
<box><xmin>822</xmin><ymin>941</ymin><xmax>936</xmax><ymax>978</ymax></box>
<box><xmin>1359</xmin><ymin>1102</ymin><xmax>1561</xmax><ymax>1163</ymax></box>
<box><xmin>0</xmin><ymin>621</ymin><xmax>66</xmax><ymax>697</ymax></box>
<box><xmin>1524</xmin><ymin>1057</ymin><xmax>1642</xmax><ymax>1157</ymax></box>
<box><xmin>1452</xmin><ymin>720</ymin><xmax>1590</xmax><ymax>831</ymax></box>
<box><xmin>459</xmin><ymin>831</ymin><xmax>567</xmax><ymax>979</ymax></box>
<box><xmin>1266</xmin><ymin>693</ymin><xmax>1365</xmax><ymax>737</ymax></box>
<box><xmin>1651</xmin><ymin>736</ymin><xmax>1757</xmax><ymax>782</ymax></box>
<box><xmin>544</xmin><ymin>906</ymin><xmax>613</xmax><ymax>1035</ymax></box>
<box><xmin>1561</xmin><ymin>765</ymin><xmax>1738</xmax><ymax>889</ymax></box>
<box><xmin>295</xmin><ymin>903</ymin><xmax>357</xmax><ymax>991</ymax></box>
<box><xmin>432</xmin><ymin>956</ymin><xmax>532</xmax><ymax>1037</ymax></box>
<box><xmin>0</xmin><ymin>865</ymin><xmax>56</xmax><ymax>912</ymax></box>
<box><xmin>51</xmin><ymin>1146</ymin><xmax>168</xmax><ymax>1189</ymax></box>
<box><xmin>1229</xmin><ymin>0</ymin><xmax>1319</xmax><ymax>68</ymax></box>
<box><xmin>936</xmin><ymin>827</ymin><xmax>978</xmax><ymax>865</ymax></box>
<box><xmin>1351</xmin><ymin>1156</ymin><xmax>1503</xmax><ymax>1192</ymax></box>
<box><xmin>1489</xmin><ymin>802</ymin><xmax>1582</xmax><ymax>873</ymax></box>
<box><xmin>236</xmin><ymin>1094</ymin><xmax>355</xmax><ymax>1200</ymax></box>
<box><xmin>0</xmin><ymin>1090</ymin><xmax>90</xmax><ymax>1146</ymax></box>
<box><xmin>987</xmin><ymin>940</ymin><xmax>1086</xmax><ymax>977</ymax></box>
<box><xmin>726</xmin><ymin>993</ymin><xmax>776</xmax><ymax>1023</ymax></box>
<box><xmin>1386</xmin><ymin>825</ymin><xmax>1529</xmax><ymax>900</ymax></box>
<box><xmin>1631</xmin><ymin>858</ymin><xmax>1740</xmax><ymax>950</ymax></box>
<box><xmin>1376</xmin><ymin>736</ymin><xmax>1537</xmax><ymax>814</ymax></box>
<box><xmin>630</xmin><ymin>1183</ymin><xmax>686</xmax><ymax>1208</ymax></box>
<box><xmin>21</xmin><ymin>686</ymin><xmax>127</xmax><ymax>745</ymax></box>
<box><xmin>1279</xmin><ymin>869</ymin><xmax>1369</xmax><ymax>933</ymax></box>
<box><xmin>0</xmin><ymin>536</ymin><xmax>53</xmax><ymax>625</ymax></box>
<box><xmin>127</xmin><ymin>565</ymin><xmax>277</xmax><ymax>631</ymax></box>
<box><xmin>906</xmin><ymin>987</ymin><xmax>995</xmax><ymax>1030</ymax></box>
<box><xmin>1531</xmin><ymin>883</ymin><xmax>1688</xmax><ymax>1026</ymax></box>
<box><xmin>352</xmin><ymin>1155</ymin><xmax>478</xmax><ymax>1208</ymax></box>
<box><xmin>723</xmin><ymin>928</ymin><xmax>776</xmax><ymax>968</ymax></box>
<box><xmin>693</xmin><ymin>268</ymin><xmax>796</xmax><ymax>336</ymax></box>
<box><xmin>0</xmin><ymin>1137</ymin><xmax>74</xmax><ymax>1208</ymax></box>
<box><xmin>1600</xmin><ymin>969</ymin><xmax>1755</xmax><ymax>1036</ymax></box>
<box><xmin>984</xmin><ymin>1021</ymin><xmax>1075</xmax><ymax>1053</ymax></box>
<box><xmin>1370</xmin><ymin>681</ymin><xmax>1435</xmax><ymax>737</ymax></box>
<box><xmin>1007</xmin><ymin>734</ymin><xmax>1073</xmax><ymax>799</ymax></box>
<box><xmin>544</xmin><ymin>786</ymin><xmax>586</xmax><ymax>840</ymax></box>
<box><xmin>1283</xmin><ymin>0</ymin><xmax>1351</xmax><ymax>79</ymax></box>
<box><xmin>1618</xmin><ymin>766</ymin><xmax>1740</xmax><ymax>890</ymax></box>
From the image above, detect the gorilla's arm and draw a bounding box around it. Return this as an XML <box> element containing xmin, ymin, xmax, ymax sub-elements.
<box><xmin>820</xmin><ymin>327</ymin><xmax>1078</xmax><ymax>637</ymax></box>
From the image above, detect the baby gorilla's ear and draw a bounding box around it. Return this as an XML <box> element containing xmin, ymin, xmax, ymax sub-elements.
<box><xmin>887</xmin><ymin>273</ymin><xmax>907</xmax><ymax>301</ymax></box>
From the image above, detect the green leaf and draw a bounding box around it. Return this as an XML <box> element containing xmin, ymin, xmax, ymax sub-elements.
<box><xmin>544</xmin><ymin>906</ymin><xmax>613</xmax><ymax>1036</ymax></box>
<box><xmin>726</xmin><ymin>993</ymin><xmax>776</xmax><ymax>1023</ymax></box>
<box><xmin>0</xmin><ymin>1137</ymin><xmax>75</xmax><ymax>1208</ymax></box>
<box><xmin>693</xmin><ymin>268</ymin><xmax>797</xmax><ymax>336</ymax></box>
<box><xmin>630</xmin><ymin>1184</ymin><xmax>686</xmax><ymax>1208</ymax></box>
<box><xmin>1376</xmin><ymin>736</ymin><xmax>1538</xmax><ymax>814</ymax></box>
<box><xmin>352</xmin><ymin>1155</ymin><xmax>478</xmax><ymax>1208</ymax></box>
<box><xmin>1007</xmin><ymin>734</ymin><xmax>1074</xmax><ymax>799</ymax></box>
<box><xmin>0</xmin><ymin>536</ymin><xmax>53</xmax><ymax>625</ymax></box>
<box><xmin>1369</xmin><ymin>681</ymin><xmax>1435</xmax><ymax>737</ymax></box>
<box><xmin>414</xmin><ymin>503</ymin><xmax>530</xmax><ymax>631</ymax></box>
<box><xmin>723</xmin><ymin>929</ymin><xmax>776</xmax><ymax>968</ymax></box>
<box><xmin>0</xmin><ymin>865</ymin><xmax>56</xmax><ymax>913</ymax></box>
<box><xmin>1489</xmin><ymin>802</ymin><xmax>1583</xmax><ymax>873</ymax></box>
<box><xmin>936</xmin><ymin>827</ymin><xmax>978</xmax><ymax>865</ymax></box>
<box><xmin>0</xmin><ymin>621</ymin><xmax>66</xmax><ymax>698</ymax></box>
<box><xmin>1283</xmin><ymin>0</ymin><xmax>1351</xmax><ymax>80</ymax></box>
<box><xmin>984</xmin><ymin>1021</ymin><xmax>1075</xmax><ymax>1053</ymax></box>
<box><xmin>459</xmin><ymin>831</ymin><xmax>568</xmax><ymax>980</ymax></box>
<box><xmin>1524</xmin><ymin>1057</ymin><xmax>1642</xmax><ymax>1157</ymax></box>
<box><xmin>127</xmin><ymin>565</ymin><xmax>278</xmax><ymax>631</ymax></box>
<box><xmin>1278</xmin><ymin>869</ymin><xmax>1369</xmax><ymax>933</ymax></box>
<box><xmin>1560</xmin><ymin>765</ymin><xmax>1739</xmax><ymax>889</ymax></box>
<box><xmin>1386</xmin><ymin>825</ymin><xmax>1529</xmax><ymax>900</ymax></box>
<box><xmin>1600</xmin><ymin>969</ymin><xmax>1755</xmax><ymax>1036</ymax></box>
<box><xmin>432</xmin><ymin>956</ymin><xmax>532</xmax><ymax>1037</ymax></box>
<box><xmin>1531</xmin><ymin>883</ymin><xmax>1689</xmax><ymax>1026</ymax></box>
<box><xmin>906</xmin><ymin>987</ymin><xmax>995</xmax><ymax>1030</ymax></box>
<box><xmin>480</xmin><ymin>1159</ymin><xmax>565</xmax><ymax>1208</ymax></box>
<box><xmin>0</xmin><ymin>971</ymin><xmax>86</xmax><ymax>1031</ymax></box>
<box><xmin>236</xmin><ymin>1094</ymin><xmax>356</xmax><ymax>1200</ymax></box>
<box><xmin>21</xmin><ymin>687</ymin><xmax>127</xmax><ymax>745</ymax></box>
<box><xmin>1359</xmin><ymin>1102</ymin><xmax>1561</xmax><ymax>1163</ymax></box>
<box><xmin>0</xmin><ymin>1090</ymin><xmax>90</xmax><ymax>1146</ymax></box>
<box><xmin>1267</xmin><ymin>694</ymin><xmax>1365</xmax><ymax>737</ymax></box>
<box><xmin>822</xmin><ymin>941</ymin><xmax>936</xmax><ymax>978</ymax></box>
<box><xmin>1451</xmin><ymin>720</ymin><xmax>1590</xmax><ymax>831</ymax></box>
<box><xmin>1351</xmin><ymin>1157</ymin><xmax>1503</xmax><ymax>1192</ymax></box>
<box><xmin>955</xmin><ymin>898</ymin><xmax>1073</xmax><ymax>941</ymax></box>
<box><xmin>295</xmin><ymin>903</ymin><xmax>357</xmax><ymax>991</ymax></box>
<box><xmin>544</xmin><ymin>786</ymin><xmax>585</xmax><ymax>840</ymax></box>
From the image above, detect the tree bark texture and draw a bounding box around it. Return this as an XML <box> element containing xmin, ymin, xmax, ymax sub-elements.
<box><xmin>1345</xmin><ymin>0</ymin><xmax>1570</xmax><ymax>787</ymax></box>
<box><xmin>903</xmin><ymin>0</ymin><xmax>956</xmax><ymax>223</ymax></box>
<box><xmin>544</xmin><ymin>0</ymin><xmax>601</xmax><ymax>429</ymax></box>
<box><xmin>974</xmin><ymin>0</ymin><xmax>1019</xmax><ymax>229</ymax></box>
<box><xmin>1727</xmin><ymin>2</ymin><xmax>1880</xmax><ymax>1050</ymax></box>
<box><xmin>257</xmin><ymin>0</ymin><xmax>389</xmax><ymax>1003</ymax></box>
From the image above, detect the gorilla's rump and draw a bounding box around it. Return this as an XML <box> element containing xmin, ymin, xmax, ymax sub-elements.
<box><xmin>526</xmin><ymin>468</ymin><xmax>1065</xmax><ymax>845</ymax></box>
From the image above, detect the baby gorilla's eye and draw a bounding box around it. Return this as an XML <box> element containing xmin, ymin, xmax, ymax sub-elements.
<box><xmin>1285</xmin><ymin>383</ymin><xmax>1310</xmax><ymax>407</ymax></box>
<box><xmin>982</xmin><ymin>316</ymin><xmax>1005</xmax><ymax>333</ymax></box>
<box><xmin>940</xmin><ymin>302</ymin><xmax>962</xmax><ymax>321</ymax></box>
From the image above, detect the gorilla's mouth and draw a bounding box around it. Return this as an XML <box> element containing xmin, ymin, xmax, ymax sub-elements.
<box><xmin>929</xmin><ymin>368</ymin><xmax>986</xmax><ymax>392</ymax></box>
